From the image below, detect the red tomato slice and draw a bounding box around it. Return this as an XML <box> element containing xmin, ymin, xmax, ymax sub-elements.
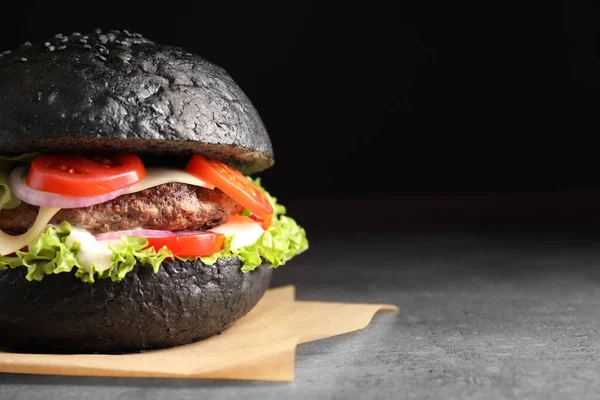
<box><xmin>26</xmin><ymin>153</ymin><xmax>146</xmax><ymax>197</ymax></box>
<box><xmin>249</xmin><ymin>213</ymin><xmax>273</xmax><ymax>230</ymax></box>
<box><xmin>185</xmin><ymin>155</ymin><xmax>274</xmax><ymax>228</ymax></box>
<box><xmin>145</xmin><ymin>231</ymin><xmax>225</xmax><ymax>258</ymax></box>
<box><xmin>226</xmin><ymin>214</ymin><xmax>263</xmax><ymax>225</ymax></box>
<box><xmin>6</xmin><ymin>246</ymin><xmax>28</xmax><ymax>257</ymax></box>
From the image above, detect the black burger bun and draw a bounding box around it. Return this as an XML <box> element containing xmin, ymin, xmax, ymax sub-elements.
<box><xmin>0</xmin><ymin>258</ymin><xmax>273</xmax><ymax>354</ymax></box>
<box><xmin>0</xmin><ymin>29</ymin><xmax>273</xmax><ymax>174</ymax></box>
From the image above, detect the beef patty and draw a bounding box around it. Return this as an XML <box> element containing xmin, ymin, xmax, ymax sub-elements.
<box><xmin>0</xmin><ymin>183</ymin><xmax>243</xmax><ymax>234</ymax></box>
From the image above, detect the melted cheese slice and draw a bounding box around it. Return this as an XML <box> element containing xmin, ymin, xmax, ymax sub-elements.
<box><xmin>209</xmin><ymin>217</ymin><xmax>265</xmax><ymax>249</ymax></box>
<box><xmin>127</xmin><ymin>168</ymin><xmax>214</xmax><ymax>193</ymax></box>
<box><xmin>0</xmin><ymin>207</ymin><xmax>60</xmax><ymax>256</ymax></box>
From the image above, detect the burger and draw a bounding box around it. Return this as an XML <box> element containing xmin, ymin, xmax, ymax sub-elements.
<box><xmin>0</xmin><ymin>29</ymin><xmax>308</xmax><ymax>354</ymax></box>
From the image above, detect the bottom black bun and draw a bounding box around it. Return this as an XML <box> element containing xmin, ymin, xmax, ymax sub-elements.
<box><xmin>0</xmin><ymin>258</ymin><xmax>273</xmax><ymax>354</ymax></box>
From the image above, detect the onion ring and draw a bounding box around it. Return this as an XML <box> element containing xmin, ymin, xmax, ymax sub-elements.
<box><xmin>9</xmin><ymin>166</ymin><xmax>132</xmax><ymax>209</ymax></box>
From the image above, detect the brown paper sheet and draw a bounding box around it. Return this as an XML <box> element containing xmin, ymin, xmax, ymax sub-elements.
<box><xmin>0</xmin><ymin>285</ymin><xmax>398</xmax><ymax>381</ymax></box>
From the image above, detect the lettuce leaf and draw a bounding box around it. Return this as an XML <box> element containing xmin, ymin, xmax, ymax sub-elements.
<box><xmin>201</xmin><ymin>177</ymin><xmax>308</xmax><ymax>271</ymax></box>
<box><xmin>0</xmin><ymin>222</ymin><xmax>172</xmax><ymax>283</ymax></box>
<box><xmin>0</xmin><ymin>152</ymin><xmax>43</xmax><ymax>171</ymax></box>
<box><xmin>0</xmin><ymin>176</ymin><xmax>308</xmax><ymax>282</ymax></box>
<box><xmin>0</xmin><ymin>171</ymin><xmax>20</xmax><ymax>210</ymax></box>
<box><xmin>15</xmin><ymin>221</ymin><xmax>82</xmax><ymax>281</ymax></box>
<box><xmin>0</xmin><ymin>152</ymin><xmax>43</xmax><ymax>210</ymax></box>
<box><xmin>80</xmin><ymin>236</ymin><xmax>172</xmax><ymax>283</ymax></box>
<box><xmin>199</xmin><ymin>211</ymin><xmax>308</xmax><ymax>272</ymax></box>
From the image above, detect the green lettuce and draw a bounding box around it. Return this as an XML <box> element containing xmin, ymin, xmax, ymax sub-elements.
<box><xmin>200</xmin><ymin>178</ymin><xmax>308</xmax><ymax>272</ymax></box>
<box><xmin>0</xmin><ymin>153</ymin><xmax>42</xmax><ymax>171</ymax></box>
<box><xmin>0</xmin><ymin>171</ymin><xmax>20</xmax><ymax>210</ymax></box>
<box><xmin>0</xmin><ymin>153</ymin><xmax>42</xmax><ymax>210</ymax></box>
<box><xmin>0</xmin><ymin>176</ymin><xmax>308</xmax><ymax>282</ymax></box>
<box><xmin>0</xmin><ymin>221</ymin><xmax>172</xmax><ymax>283</ymax></box>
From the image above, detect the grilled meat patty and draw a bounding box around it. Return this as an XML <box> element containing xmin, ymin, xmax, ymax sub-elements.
<box><xmin>0</xmin><ymin>183</ymin><xmax>243</xmax><ymax>234</ymax></box>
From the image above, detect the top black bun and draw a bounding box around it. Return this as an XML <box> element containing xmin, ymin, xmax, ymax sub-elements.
<box><xmin>0</xmin><ymin>29</ymin><xmax>273</xmax><ymax>174</ymax></box>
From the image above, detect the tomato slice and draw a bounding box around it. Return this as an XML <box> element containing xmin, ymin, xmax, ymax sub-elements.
<box><xmin>249</xmin><ymin>213</ymin><xmax>273</xmax><ymax>230</ymax></box>
<box><xmin>227</xmin><ymin>214</ymin><xmax>263</xmax><ymax>225</ymax></box>
<box><xmin>145</xmin><ymin>231</ymin><xmax>225</xmax><ymax>258</ymax></box>
<box><xmin>185</xmin><ymin>155</ymin><xmax>274</xmax><ymax>228</ymax></box>
<box><xmin>26</xmin><ymin>153</ymin><xmax>146</xmax><ymax>197</ymax></box>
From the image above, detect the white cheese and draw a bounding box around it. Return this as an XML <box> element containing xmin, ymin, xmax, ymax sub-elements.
<box><xmin>127</xmin><ymin>168</ymin><xmax>214</xmax><ymax>194</ymax></box>
<box><xmin>64</xmin><ymin>227</ymin><xmax>115</xmax><ymax>272</ymax></box>
<box><xmin>209</xmin><ymin>218</ymin><xmax>265</xmax><ymax>250</ymax></box>
<box><xmin>0</xmin><ymin>207</ymin><xmax>60</xmax><ymax>256</ymax></box>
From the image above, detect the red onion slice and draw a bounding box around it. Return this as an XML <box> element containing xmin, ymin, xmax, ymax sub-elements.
<box><xmin>95</xmin><ymin>229</ymin><xmax>176</xmax><ymax>241</ymax></box>
<box><xmin>9</xmin><ymin>166</ymin><xmax>132</xmax><ymax>209</ymax></box>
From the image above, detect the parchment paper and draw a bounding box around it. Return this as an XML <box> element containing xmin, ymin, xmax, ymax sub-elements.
<box><xmin>0</xmin><ymin>285</ymin><xmax>398</xmax><ymax>381</ymax></box>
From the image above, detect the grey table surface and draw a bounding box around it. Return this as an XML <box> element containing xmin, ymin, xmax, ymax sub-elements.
<box><xmin>3</xmin><ymin>228</ymin><xmax>600</xmax><ymax>399</ymax></box>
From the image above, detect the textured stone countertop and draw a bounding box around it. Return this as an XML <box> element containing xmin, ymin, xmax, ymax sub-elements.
<box><xmin>3</xmin><ymin>226</ymin><xmax>600</xmax><ymax>399</ymax></box>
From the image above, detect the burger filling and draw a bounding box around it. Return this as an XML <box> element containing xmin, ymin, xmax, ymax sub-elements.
<box><xmin>0</xmin><ymin>153</ymin><xmax>308</xmax><ymax>283</ymax></box>
<box><xmin>0</xmin><ymin>184</ymin><xmax>243</xmax><ymax>233</ymax></box>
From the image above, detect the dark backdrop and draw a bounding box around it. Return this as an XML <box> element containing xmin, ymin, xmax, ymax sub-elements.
<box><xmin>1</xmin><ymin>1</ymin><xmax>599</xmax><ymax>232</ymax></box>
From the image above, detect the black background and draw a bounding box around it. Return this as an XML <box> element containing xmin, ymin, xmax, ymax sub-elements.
<box><xmin>1</xmin><ymin>1</ymin><xmax>599</xmax><ymax>232</ymax></box>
